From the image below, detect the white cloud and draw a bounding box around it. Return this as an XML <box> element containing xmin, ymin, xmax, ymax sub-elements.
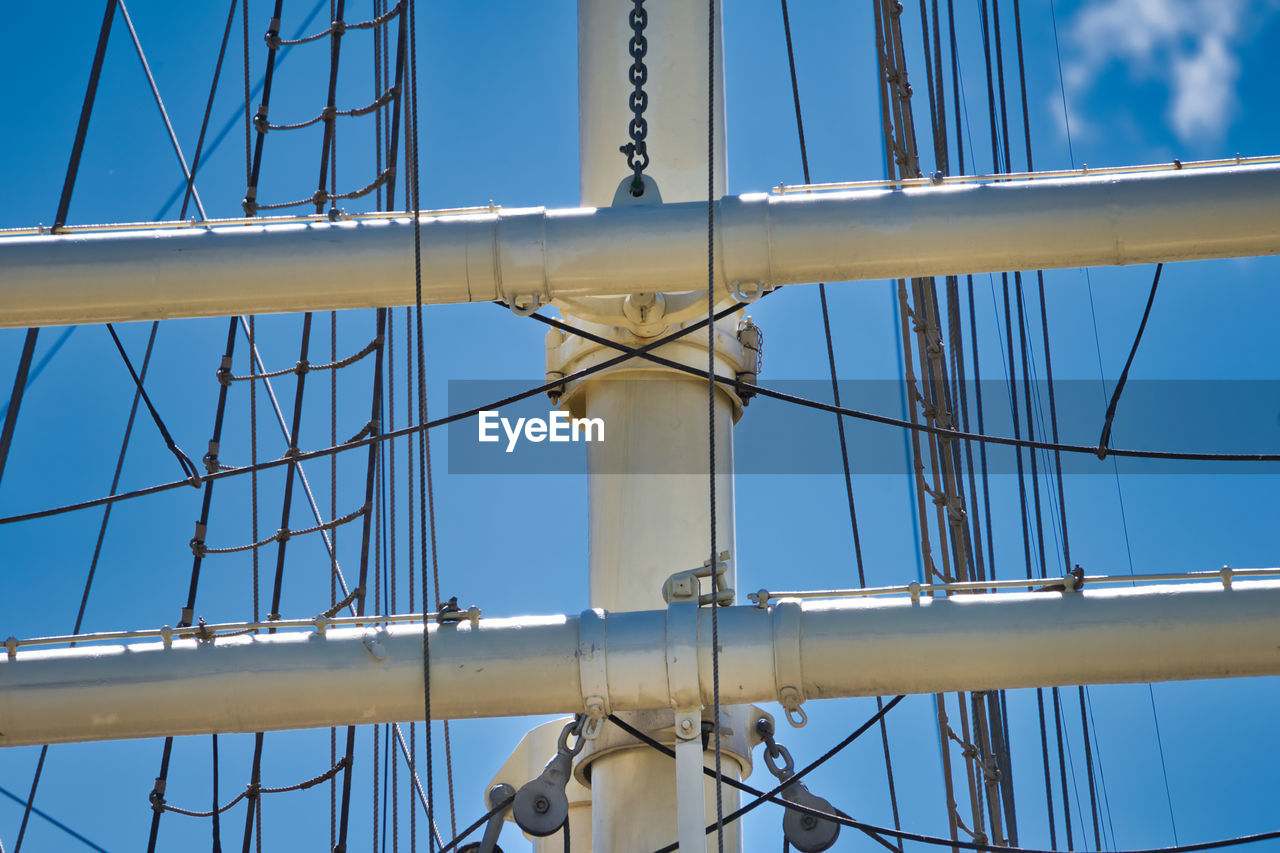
<box><xmin>1064</xmin><ymin>0</ymin><xmax>1253</xmax><ymax>144</ymax></box>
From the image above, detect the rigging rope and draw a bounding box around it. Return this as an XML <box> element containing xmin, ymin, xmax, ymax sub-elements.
<box><xmin>237</xmin><ymin>313</ymin><xmax>315</xmax><ymax>853</ymax></box>
<box><xmin>238</xmin><ymin>318</ymin><xmax>356</xmax><ymax>605</ymax></box>
<box><xmin>181</xmin><ymin>0</ymin><xmax>239</xmax><ymax>222</ymax></box>
<box><xmin>219</xmin><ymin>335</ymin><xmax>382</xmax><ymax>382</ymax></box>
<box><xmin>105</xmin><ymin>324</ymin><xmax>202</xmax><ymax>485</ymax></box>
<box><xmin>613</xmin><ymin>696</ymin><xmax>905</xmax><ymax>853</ymax></box>
<box><xmin>405</xmin><ymin>2</ymin><xmax>440</xmax><ymax>848</ymax></box>
<box><xmin>158</xmin><ymin>757</ymin><xmax>352</xmax><ymax>818</ymax></box>
<box><xmin>0</xmin><ymin>330</ymin><xmax>38</xmax><ymax>491</ymax></box>
<box><xmin>779</xmin><ymin>0</ymin><xmax>904</xmax><ymax>843</ymax></box>
<box><xmin>8</xmin><ymin>295</ymin><xmax>1280</xmax><ymax>530</ymax></box>
<box><xmin>619</xmin><ymin>696</ymin><xmax>1280</xmax><ymax>853</ymax></box>
<box><xmin>1096</xmin><ymin>264</ymin><xmax>1163</xmax><ymax>459</ymax></box>
<box><xmin>0</xmin><ymin>783</ymin><xmax>112</xmax><ymax>853</ymax></box>
<box><xmin>118</xmin><ymin>0</ymin><xmax>207</xmax><ymax>221</ymax></box>
<box><xmin>145</xmin><ymin>319</ymin><xmax>239</xmax><ymax>853</ymax></box>
<box><xmin>53</xmin><ymin>0</ymin><xmax>117</xmax><ymax>231</ymax></box>
<box><xmin>13</xmin><ymin>323</ymin><xmax>160</xmax><ymax>853</ymax></box>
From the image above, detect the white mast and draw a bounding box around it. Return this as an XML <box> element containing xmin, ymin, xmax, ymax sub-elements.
<box><xmin>562</xmin><ymin>1</ymin><xmax>741</xmax><ymax>850</ymax></box>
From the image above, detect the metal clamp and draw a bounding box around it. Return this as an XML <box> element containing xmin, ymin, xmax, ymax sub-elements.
<box><xmin>771</xmin><ymin>599</ymin><xmax>807</xmax><ymax>728</ymax></box>
<box><xmin>437</xmin><ymin>596</ymin><xmax>482</xmax><ymax>627</ymax></box>
<box><xmin>662</xmin><ymin>551</ymin><xmax>734</xmax><ymax>607</ymax></box>
<box><xmin>577</xmin><ymin>608</ymin><xmax>611</xmax><ymax>740</ymax></box>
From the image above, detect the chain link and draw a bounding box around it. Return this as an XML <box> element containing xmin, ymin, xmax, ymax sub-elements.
<box><xmin>619</xmin><ymin>0</ymin><xmax>650</xmax><ymax>196</ymax></box>
<box><xmin>756</xmin><ymin>717</ymin><xmax>796</xmax><ymax>780</ymax></box>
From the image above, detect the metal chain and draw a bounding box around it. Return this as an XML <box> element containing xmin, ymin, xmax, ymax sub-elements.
<box><xmin>757</xmin><ymin>719</ymin><xmax>797</xmax><ymax>782</ymax></box>
<box><xmin>619</xmin><ymin>0</ymin><xmax>649</xmax><ymax>196</ymax></box>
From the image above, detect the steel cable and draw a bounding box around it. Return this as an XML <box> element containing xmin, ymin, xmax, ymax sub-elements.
<box><xmin>7</xmin><ymin>294</ymin><xmax>1280</xmax><ymax>530</ymax></box>
<box><xmin>779</xmin><ymin>0</ymin><xmax>904</xmax><ymax>842</ymax></box>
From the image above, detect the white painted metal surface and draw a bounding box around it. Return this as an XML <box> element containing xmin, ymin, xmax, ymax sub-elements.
<box><xmin>572</xmin><ymin>0</ymin><xmax>735</xmax><ymax>848</ymax></box>
<box><xmin>4</xmin><ymin>580</ymin><xmax>1279</xmax><ymax>748</ymax></box>
<box><xmin>1</xmin><ymin>163</ymin><xmax>1278</xmax><ymax>328</ymax></box>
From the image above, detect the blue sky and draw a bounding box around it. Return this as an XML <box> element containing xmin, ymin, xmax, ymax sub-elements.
<box><xmin>2</xmin><ymin>1</ymin><xmax>1280</xmax><ymax>852</ymax></box>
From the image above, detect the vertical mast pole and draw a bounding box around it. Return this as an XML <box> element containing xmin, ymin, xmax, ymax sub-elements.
<box><xmin>566</xmin><ymin>1</ymin><xmax>745</xmax><ymax>850</ymax></box>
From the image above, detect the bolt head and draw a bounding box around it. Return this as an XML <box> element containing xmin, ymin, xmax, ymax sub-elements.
<box><xmin>801</xmin><ymin>815</ymin><xmax>818</xmax><ymax>831</ymax></box>
<box><xmin>678</xmin><ymin>718</ymin><xmax>694</xmax><ymax>733</ymax></box>
<box><xmin>533</xmin><ymin>795</ymin><xmax>550</xmax><ymax>814</ymax></box>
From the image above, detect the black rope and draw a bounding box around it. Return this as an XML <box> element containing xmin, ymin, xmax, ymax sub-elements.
<box><xmin>275</xmin><ymin>1</ymin><xmax>403</xmax><ymax>46</ymax></box>
<box><xmin>265</xmin><ymin>85</ymin><xmax>398</xmax><ymax>130</ymax></box>
<box><xmin>144</xmin><ymin>320</ymin><xmax>237</xmax><ymax>853</ymax></box>
<box><xmin>334</xmin><ymin>309</ymin><xmax>388</xmax><ymax>853</ymax></box>
<box><xmin>182</xmin><ymin>0</ymin><xmax>239</xmax><ymax>221</ymax></box>
<box><xmin>53</xmin><ymin>0</ymin><xmax>118</xmax><ymax>230</ymax></box>
<box><xmin>105</xmin><ymin>324</ymin><xmax>202</xmax><ymax>485</ymax></box>
<box><xmin>611</xmin><ymin>695</ymin><xmax>904</xmax><ymax>853</ymax></box>
<box><xmin>220</xmin><ymin>335</ymin><xmax>381</xmax><ymax>381</ymax></box>
<box><xmin>212</xmin><ymin>735</ymin><xmax>229</xmax><ymax>851</ymax></box>
<box><xmin>181</xmin><ymin>319</ymin><xmax>241</xmax><ymax>623</ymax></box>
<box><xmin>1007</xmin><ymin>3</ymin><xmax>1070</xmax><ymax>840</ymax></box>
<box><xmin>237</xmin><ymin>314</ymin><xmax>313</xmax><ymax>853</ymax></box>
<box><xmin>5</xmin><ymin>46</ymin><xmax>120</xmax><ymax>819</ymax></box>
<box><xmin>12</xmin><ymin>325</ymin><xmax>159</xmax><ymax>853</ymax></box>
<box><xmin>619</xmin><ymin>695</ymin><xmax>1280</xmax><ymax>853</ymax></box>
<box><xmin>433</xmin><ymin>801</ymin><xmax>505</xmax><ymax>853</ymax></box>
<box><xmin>243</xmin><ymin>0</ymin><xmax>287</xmax><ymax>215</ymax></box>
<box><xmin>514</xmin><ymin>308</ymin><xmax>1280</xmax><ymax>462</ymax></box>
<box><xmin>404</xmin><ymin>1</ymin><xmax>438</xmax><ymax>849</ymax></box>
<box><xmin>780</xmin><ymin>0</ymin><xmax>905</xmax><ymax>843</ymax></box>
<box><xmin>8</xmin><ymin>292</ymin><xmax>1280</xmax><ymax>530</ymax></box>
<box><xmin>160</xmin><ymin>757</ymin><xmax>351</xmax><ymax>818</ymax></box>
<box><xmin>241</xmin><ymin>0</ymin><xmax>252</xmax><ymax>189</ymax></box>
<box><xmin>314</xmin><ymin>0</ymin><xmax>347</xmax><ymax>213</ymax></box>
<box><xmin>249</xmin><ymin>165</ymin><xmax>394</xmax><ymax>212</ymax></box>
<box><xmin>78</xmin><ymin>322</ymin><xmax>160</xmax><ymax>637</ymax></box>
<box><xmin>0</xmin><ymin>329</ymin><xmax>38</xmax><ymax>490</ymax></box>
<box><xmin>1097</xmin><ymin>264</ymin><xmax>1163</xmax><ymax>459</ymax></box>
<box><xmin>198</xmin><ymin>501</ymin><xmax>368</xmax><ymax>555</ymax></box>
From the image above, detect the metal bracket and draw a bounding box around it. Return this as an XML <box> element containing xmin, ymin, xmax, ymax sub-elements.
<box><xmin>771</xmin><ymin>599</ymin><xmax>808</xmax><ymax>728</ymax></box>
<box><xmin>437</xmin><ymin>596</ymin><xmax>482</xmax><ymax>627</ymax></box>
<box><xmin>666</xmin><ymin>571</ymin><xmax>707</xmax><ymax>852</ymax></box>
<box><xmin>662</xmin><ymin>550</ymin><xmax>734</xmax><ymax>607</ymax></box>
<box><xmin>730</xmin><ymin>279</ymin><xmax>766</xmax><ymax>303</ymax></box>
<box><xmin>508</xmin><ymin>293</ymin><xmax>544</xmax><ymax>317</ymax></box>
<box><xmin>577</xmin><ymin>608</ymin><xmax>611</xmax><ymax>740</ymax></box>
<box><xmin>611</xmin><ymin>174</ymin><xmax>663</xmax><ymax>206</ymax></box>
<box><xmin>362</xmin><ymin>631</ymin><xmax>388</xmax><ymax>661</ymax></box>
